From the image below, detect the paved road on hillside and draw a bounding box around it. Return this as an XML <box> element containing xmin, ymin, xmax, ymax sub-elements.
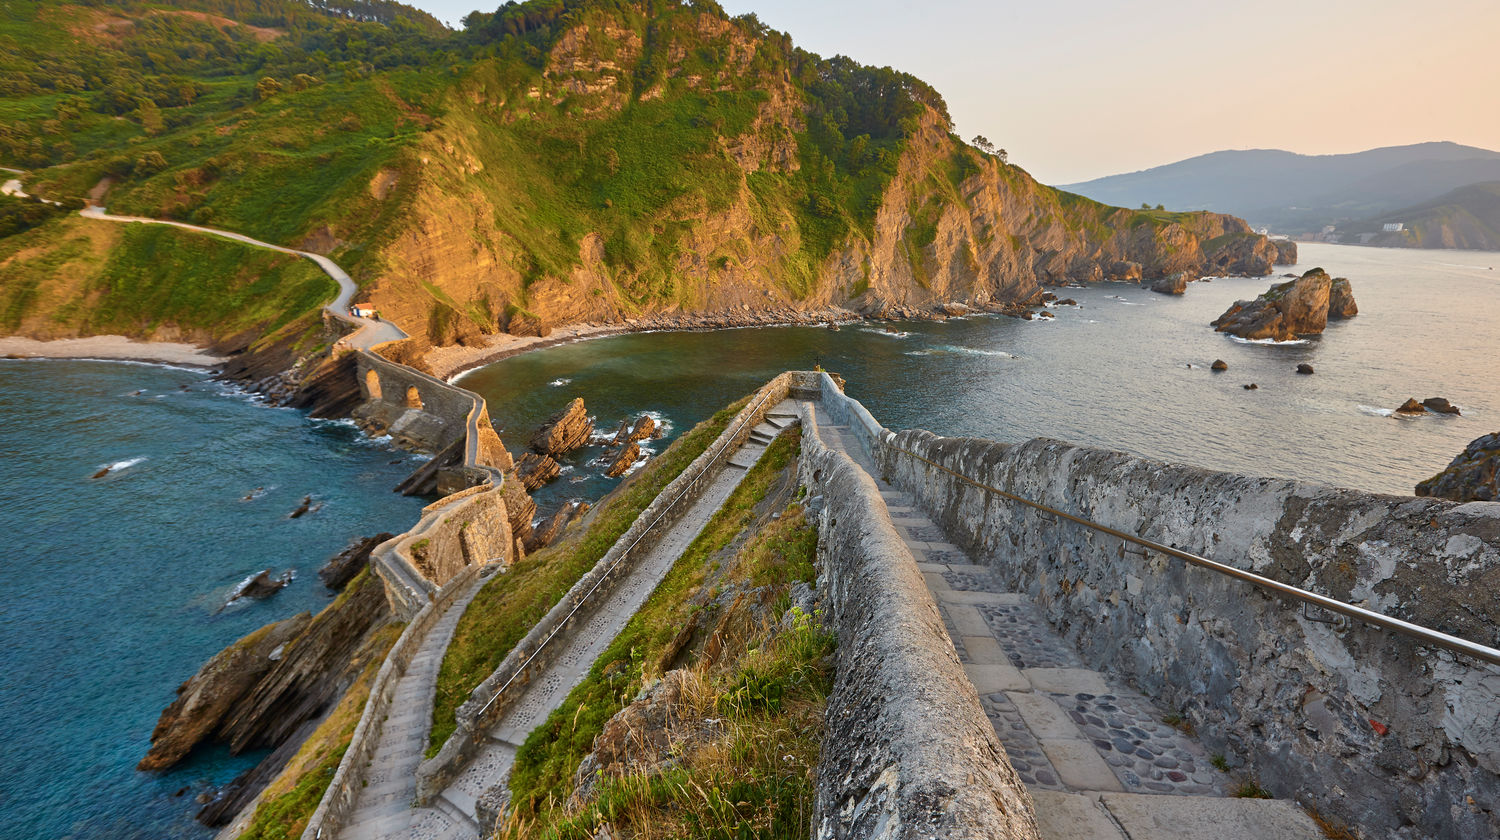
<box><xmin>78</xmin><ymin>205</ymin><xmax>406</xmax><ymax>348</ymax></box>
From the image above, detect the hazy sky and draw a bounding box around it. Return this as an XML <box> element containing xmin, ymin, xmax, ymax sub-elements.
<box><xmin>407</xmin><ymin>0</ymin><xmax>1500</xmax><ymax>184</ymax></box>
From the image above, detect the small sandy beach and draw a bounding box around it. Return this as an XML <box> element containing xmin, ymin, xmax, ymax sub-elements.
<box><xmin>0</xmin><ymin>335</ymin><xmax>227</xmax><ymax>367</ymax></box>
<box><xmin>427</xmin><ymin>324</ymin><xmax>624</xmax><ymax>381</ymax></box>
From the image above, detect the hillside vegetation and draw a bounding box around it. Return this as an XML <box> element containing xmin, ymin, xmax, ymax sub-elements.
<box><xmin>2</xmin><ymin>0</ymin><xmax>1282</xmax><ymax>355</ymax></box>
<box><xmin>1349</xmin><ymin>181</ymin><xmax>1500</xmax><ymax>250</ymax></box>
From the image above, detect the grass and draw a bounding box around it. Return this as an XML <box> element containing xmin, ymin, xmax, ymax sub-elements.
<box><xmin>499</xmin><ymin>428</ymin><xmax>830</xmax><ymax>838</ymax></box>
<box><xmin>426</xmin><ymin>395</ymin><xmax>751</xmax><ymax>757</ymax></box>
<box><xmin>1232</xmin><ymin>780</ymin><xmax>1274</xmax><ymax>799</ymax></box>
<box><xmin>237</xmin><ymin>612</ymin><xmax>404</xmax><ymax>840</ymax></box>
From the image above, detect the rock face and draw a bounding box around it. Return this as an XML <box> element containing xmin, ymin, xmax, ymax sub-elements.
<box><xmin>318</xmin><ymin>533</ymin><xmax>394</xmax><ymax>591</ymax></box>
<box><xmin>1273</xmin><ymin>240</ymin><xmax>1298</xmax><ymax>265</ymax></box>
<box><xmin>569</xmin><ymin>669</ymin><xmax>702</xmax><ymax>806</ymax></box>
<box><xmin>505</xmin><ymin>310</ymin><xmax>550</xmax><ymax>338</ymax></box>
<box><xmin>530</xmin><ymin>398</ymin><xmax>593</xmax><ymax>456</ymax></box>
<box><xmin>1416</xmin><ymin>432</ymin><xmax>1500</xmax><ymax>501</ymax></box>
<box><xmin>1148</xmin><ymin>272</ymin><xmax>1189</xmax><ymax>295</ymax></box>
<box><xmin>1211</xmin><ymin>268</ymin><xmax>1356</xmax><ymax>341</ymax></box>
<box><xmin>230</xmin><ymin>570</ymin><xmax>292</xmax><ymax>601</ymax></box>
<box><xmin>516</xmin><ymin>452</ymin><xmax>561</xmax><ymax>491</ymax></box>
<box><xmin>139</xmin><ymin>614</ymin><xmax>311</xmax><ymax>771</ymax></box>
<box><xmin>1107</xmin><ymin>260</ymin><xmax>1143</xmax><ymax>281</ymax></box>
<box><xmin>1329</xmin><ymin>277</ymin><xmax>1358</xmax><ymax>319</ymax></box>
<box><xmin>1395</xmin><ymin>398</ymin><xmax>1426</xmax><ymax>414</ymax></box>
<box><xmin>1423</xmin><ymin>397</ymin><xmax>1461</xmax><ymax>415</ymax></box>
<box><xmin>604</xmin><ymin>440</ymin><xmax>642</xmax><ymax>478</ymax></box>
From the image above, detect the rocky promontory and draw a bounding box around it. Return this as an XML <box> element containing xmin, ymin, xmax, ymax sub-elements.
<box><xmin>1416</xmin><ymin>432</ymin><xmax>1500</xmax><ymax>501</ymax></box>
<box><xmin>1211</xmin><ymin>268</ymin><xmax>1357</xmax><ymax>341</ymax></box>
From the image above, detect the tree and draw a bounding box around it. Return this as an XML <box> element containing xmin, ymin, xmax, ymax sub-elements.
<box><xmin>135</xmin><ymin>98</ymin><xmax>164</xmax><ymax>136</ymax></box>
<box><xmin>971</xmin><ymin>134</ymin><xmax>995</xmax><ymax>154</ymax></box>
<box><xmin>135</xmin><ymin>150</ymin><xmax>168</xmax><ymax>176</ymax></box>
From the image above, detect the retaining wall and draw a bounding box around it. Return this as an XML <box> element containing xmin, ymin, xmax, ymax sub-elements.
<box><xmin>881</xmin><ymin>430</ymin><xmax>1500</xmax><ymax>839</ymax></box>
<box><xmin>412</xmin><ymin>373</ymin><xmax>798</xmax><ymax>805</ymax></box>
<box><xmin>797</xmin><ymin>400</ymin><xmax>1040</xmax><ymax>840</ymax></box>
<box><xmin>299</xmin><ymin>563</ymin><xmax>484</xmax><ymax>840</ymax></box>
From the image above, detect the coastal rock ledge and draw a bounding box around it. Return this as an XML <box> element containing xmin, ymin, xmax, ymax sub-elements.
<box><xmin>1211</xmin><ymin>267</ymin><xmax>1357</xmax><ymax>341</ymax></box>
<box><xmin>1416</xmin><ymin>431</ymin><xmax>1500</xmax><ymax>501</ymax></box>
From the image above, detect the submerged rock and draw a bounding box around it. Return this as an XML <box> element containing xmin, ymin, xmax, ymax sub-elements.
<box><xmin>1416</xmin><ymin>431</ymin><xmax>1500</xmax><ymax>501</ymax></box>
<box><xmin>1243</xmin><ymin>383</ymin><xmax>1258</xmax><ymax>390</ymax></box>
<box><xmin>230</xmin><ymin>570</ymin><xmax>293</xmax><ymax>602</ymax></box>
<box><xmin>530</xmin><ymin>398</ymin><xmax>593</xmax><ymax>456</ymax></box>
<box><xmin>1211</xmin><ymin>268</ymin><xmax>1356</xmax><ymax>341</ymax></box>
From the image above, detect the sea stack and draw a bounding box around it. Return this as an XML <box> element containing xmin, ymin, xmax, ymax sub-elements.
<box><xmin>1211</xmin><ymin>268</ymin><xmax>1357</xmax><ymax>341</ymax></box>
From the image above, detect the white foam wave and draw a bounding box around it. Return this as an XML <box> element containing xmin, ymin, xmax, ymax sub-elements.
<box><xmin>97</xmin><ymin>457</ymin><xmax>147</xmax><ymax>475</ymax></box>
<box><xmin>861</xmin><ymin>328</ymin><xmax>911</xmax><ymax>339</ymax></box>
<box><xmin>549</xmin><ymin>378</ymin><xmax>572</xmax><ymax>387</ymax></box>
<box><xmin>1358</xmin><ymin>406</ymin><xmax>1397</xmax><ymax>418</ymax></box>
<box><xmin>1228</xmin><ymin>336</ymin><xmax>1310</xmax><ymax>346</ymax></box>
<box><xmin>906</xmin><ymin>346</ymin><xmax>1015</xmax><ymax>358</ymax></box>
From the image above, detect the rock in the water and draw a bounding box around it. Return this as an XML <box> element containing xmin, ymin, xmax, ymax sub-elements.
<box><xmin>318</xmin><ymin>533</ymin><xmax>393</xmax><ymax>591</ymax></box>
<box><xmin>1296</xmin><ymin>363</ymin><xmax>1315</xmax><ymax>375</ymax></box>
<box><xmin>1422</xmin><ymin>397</ymin><xmax>1460</xmax><ymax>415</ymax></box>
<box><xmin>1273</xmin><ymin>240</ymin><xmax>1298</xmax><ymax>266</ymax></box>
<box><xmin>516</xmin><ymin>452</ymin><xmax>562</xmax><ymax>491</ymax></box>
<box><xmin>605</xmin><ymin>440</ymin><xmax>642</xmax><ymax>478</ymax></box>
<box><xmin>610</xmin><ymin>414</ymin><xmax>658</xmax><ymax>447</ymax></box>
<box><xmin>1329</xmin><ymin>277</ymin><xmax>1358</xmax><ymax>319</ymax></box>
<box><xmin>138</xmin><ymin>614</ymin><xmax>311</xmax><ymax>771</ymax></box>
<box><xmin>525</xmin><ymin>500</ymin><xmax>590</xmax><ymax>552</ymax></box>
<box><xmin>1107</xmin><ymin>260</ymin><xmax>1143</xmax><ymax>281</ymax></box>
<box><xmin>230</xmin><ymin>570</ymin><xmax>292</xmax><ymax>602</ymax></box>
<box><xmin>288</xmin><ymin>495</ymin><xmax>313</xmax><ymax>519</ymax></box>
<box><xmin>1416</xmin><ymin>431</ymin><xmax>1500</xmax><ymax>501</ymax></box>
<box><xmin>1211</xmin><ymin>267</ymin><xmax>1356</xmax><ymax>341</ymax></box>
<box><xmin>1243</xmin><ymin>383</ymin><xmax>1258</xmax><ymax>390</ymax></box>
<box><xmin>1148</xmin><ymin>272</ymin><xmax>1190</xmax><ymax>295</ymax></box>
<box><xmin>530</xmin><ymin>398</ymin><xmax>593</xmax><ymax>456</ymax></box>
<box><xmin>1395</xmin><ymin>398</ymin><xmax>1426</xmax><ymax>414</ymax></box>
<box><xmin>1211</xmin><ymin>359</ymin><xmax>1228</xmax><ymax>371</ymax></box>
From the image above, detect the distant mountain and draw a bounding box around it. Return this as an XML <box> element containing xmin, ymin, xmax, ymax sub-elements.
<box><xmin>1060</xmin><ymin>142</ymin><xmax>1500</xmax><ymax>234</ymax></box>
<box><xmin>1342</xmin><ymin>182</ymin><xmax>1500</xmax><ymax>250</ymax></box>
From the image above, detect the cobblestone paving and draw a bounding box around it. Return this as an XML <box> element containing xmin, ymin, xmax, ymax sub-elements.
<box><xmin>977</xmin><ymin>602</ymin><xmax>1087</xmax><ymax>669</ymax></box>
<box><xmin>942</xmin><ymin>566</ymin><xmax>1002</xmax><ymax>591</ymax></box>
<box><xmin>980</xmin><ymin>693</ymin><xmax>1067</xmax><ymax>790</ymax></box>
<box><xmin>1053</xmin><ymin>691</ymin><xmax>1227</xmax><ymax>795</ymax></box>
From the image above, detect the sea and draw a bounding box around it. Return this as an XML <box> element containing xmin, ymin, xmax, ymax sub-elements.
<box><xmin>457</xmin><ymin>242</ymin><xmax>1500</xmax><ymax>515</ymax></box>
<box><xmin>1</xmin><ymin>241</ymin><xmax>1495</xmax><ymax>838</ymax></box>
<box><xmin>0</xmin><ymin>361</ymin><xmax>426</xmax><ymax>839</ymax></box>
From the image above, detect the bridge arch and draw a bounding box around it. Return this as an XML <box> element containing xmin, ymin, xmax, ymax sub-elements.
<box><xmin>365</xmin><ymin>369</ymin><xmax>382</xmax><ymax>400</ymax></box>
<box><xmin>406</xmin><ymin>386</ymin><xmax>423</xmax><ymax>410</ymax></box>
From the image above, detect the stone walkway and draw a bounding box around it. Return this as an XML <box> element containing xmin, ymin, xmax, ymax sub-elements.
<box><xmin>341</xmin><ymin>573</ymin><xmax>489</xmax><ymax>840</ymax></box>
<box><xmin>343</xmin><ymin>407</ymin><xmax>795</xmax><ymax>839</ymax></box>
<box><xmin>809</xmin><ymin>406</ymin><xmax>1322</xmax><ymax>840</ymax></box>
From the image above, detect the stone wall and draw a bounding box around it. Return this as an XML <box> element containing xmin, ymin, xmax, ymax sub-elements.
<box><xmin>880</xmin><ymin>430</ymin><xmax>1500</xmax><ymax>840</ymax></box>
<box><xmin>412</xmin><ymin>373</ymin><xmax>797</xmax><ymax>805</ymax></box>
<box><xmin>299</xmin><ymin>564</ymin><xmax>484</xmax><ymax>840</ymax></box>
<box><xmin>797</xmin><ymin>400</ymin><xmax>1040</xmax><ymax>840</ymax></box>
<box><xmin>372</xmin><ymin>483</ymin><xmax>513</xmax><ymax>619</ymax></box>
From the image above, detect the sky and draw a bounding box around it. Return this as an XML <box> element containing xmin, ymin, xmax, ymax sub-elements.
<box><xmin>405</xmin><ymin>0</ymin><xmax>1500</xmax><ymax>185</ymax></box>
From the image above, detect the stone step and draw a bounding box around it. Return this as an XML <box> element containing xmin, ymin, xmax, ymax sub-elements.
<box><xmin>1031</xmin><ymin>790</ymin><xmax>1323</xmax><ymax>840</ymax></box>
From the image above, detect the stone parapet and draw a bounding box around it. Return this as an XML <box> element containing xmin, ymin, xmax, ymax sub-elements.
<box><xmin>882</xmin><ymin>430</ymin><xmax>1500</xmax><ymax>840</ymax></box>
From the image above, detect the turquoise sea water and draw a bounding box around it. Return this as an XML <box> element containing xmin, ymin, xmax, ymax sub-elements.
<box><xmin>459</xmin><ymin>242</ymin><xmax>1500</xmax><ymax>514</ymax></box>
<box><xmin>0</xmin><ymin>360</ymin><xmax>425</xmax><ymax>839</ymax></box>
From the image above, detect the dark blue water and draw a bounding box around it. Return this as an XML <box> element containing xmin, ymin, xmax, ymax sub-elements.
<box><xmin>459</xmin><ymin>242</ymin><xmax>1499</xmax><ymax>505</ymax></box>
<box><xmin>0</xmin><ymin>360</ymin><xmax>426</xmax><ymax>839</ymax></box>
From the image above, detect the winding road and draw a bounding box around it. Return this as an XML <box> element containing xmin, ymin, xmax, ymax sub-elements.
<box><xmin>76</xmin><ymin>205</ymin><xmax>407</xmax><ymax>348</ymax></box>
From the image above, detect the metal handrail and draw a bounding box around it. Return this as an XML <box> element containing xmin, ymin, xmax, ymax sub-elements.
<box><xmin>474</xmin><ymin>384</ymin><xmax>781</xmax><ymax>719</ymax></box>
<box><xmin>885</xmin><ymin>442</ymin><xmax>1500</xmax><ymax>668</ymax></box>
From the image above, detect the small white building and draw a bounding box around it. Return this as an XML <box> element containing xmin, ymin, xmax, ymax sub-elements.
<box><xmin>351</xmin><ymin>305</ymin><xmax>377</xmax><ymax>319</ymax></box>
<box><xmin>1383</xmin><ymin>222</ymin><xmax>1405</xmax><ymax>232</ymax></box>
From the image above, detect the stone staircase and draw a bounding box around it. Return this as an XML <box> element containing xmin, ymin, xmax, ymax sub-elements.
<box><xmin>809</xmin><ymin>408</ymin><xmax>1323</xmax><ymax>840</ymax></box>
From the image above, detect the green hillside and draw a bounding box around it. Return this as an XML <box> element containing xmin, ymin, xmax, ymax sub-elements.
<box><xmin>1</xmin><ymin>0</ymin><xmax>1281</xmax><ymax>354</ymax></box>
<box><xmin>1346</xmin><ymin>181</ymin><xmax>1500</xmax><ymax>250</ymax></box>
